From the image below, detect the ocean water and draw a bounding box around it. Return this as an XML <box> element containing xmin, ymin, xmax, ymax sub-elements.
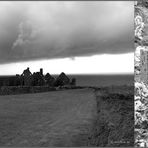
<box><xmin>0</xmin><ymin>74</ymin><xmax>134</xmax><ymax>87</ymax></box>
<box><xmin>68</xmin><ymin>74</ymin><xmax>134</xmax><ymax>87</ymax></box>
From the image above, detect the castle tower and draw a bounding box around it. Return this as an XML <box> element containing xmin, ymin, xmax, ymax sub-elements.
<box><xmin>40</xmin><ymin>68</ymin><xmax>43</xmax><ymax>76</ymax></box>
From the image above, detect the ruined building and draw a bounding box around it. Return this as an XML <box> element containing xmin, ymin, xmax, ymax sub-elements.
<box><xmin>21</xmin><ymin>67</ymin><xmax>32</xmax><ymax>86</ymax></box>
<box><xmin>32</xmin><ymin>68</ymin><xmax>45</xmax><ymax>86</ymax></box>
<box><xmin>0</xmin><ymin>68</ymin><xmax>76</xmax><ymax>87</ymax></box>
<box><xmin>45</xmin><ymin>73</ymin><xmax>55</xmax><ymax>86</ymax></box>
<box><xmin>54</xmin><ymin>72</ymin><xmax>70</xmax><ymax>86</ymax></box>
<box><xmin>70</xmin><ymin>78</ymin><xmax>76</xmax><ymax>86</ymax></box>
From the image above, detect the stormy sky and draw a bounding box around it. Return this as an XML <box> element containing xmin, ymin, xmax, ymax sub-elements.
<box><xmin>0</xmin><ymin>1</ymin><xmax>134</xmax><ymax>75</ymax></box>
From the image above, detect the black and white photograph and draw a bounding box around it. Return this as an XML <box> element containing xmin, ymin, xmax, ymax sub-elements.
<box><xmin>0</xmin><ymin>1</ymin><xmax>134</xmax><ymax>147</ymax></box>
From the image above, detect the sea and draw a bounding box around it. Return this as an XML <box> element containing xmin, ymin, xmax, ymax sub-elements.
<box><xmin>67</xmin><ymin>74</ymin><xmax>134</xmax><ymax>87</ymax></box>
<box><xmin>0</xmin><ymin>74</ymin><xmax>134</xmax><ymax>87</ymax></box>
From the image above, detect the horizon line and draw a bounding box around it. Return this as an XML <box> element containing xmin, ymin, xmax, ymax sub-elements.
<box><xmin>0</xmin><ymin>73</ymin><xmax>134</xmax><ymax>77</ymax></box>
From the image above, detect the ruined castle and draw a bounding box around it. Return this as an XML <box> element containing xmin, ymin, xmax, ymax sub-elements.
<box><xmin>0</xmin><ymin>67</ymin><xmax>76</xmax><ymax>87</ymax></box>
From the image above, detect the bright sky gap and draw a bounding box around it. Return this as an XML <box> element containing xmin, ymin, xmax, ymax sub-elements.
<box><xmin>0</xmin><ymin>53</ymin><xmax>134</xmax><ymax>75</ymax></box>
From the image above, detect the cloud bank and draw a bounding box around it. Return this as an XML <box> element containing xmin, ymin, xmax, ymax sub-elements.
<box><xmin>0</xmin><ymin>1</ymin><xmax>134</xmax><ymax>64</ymax></box>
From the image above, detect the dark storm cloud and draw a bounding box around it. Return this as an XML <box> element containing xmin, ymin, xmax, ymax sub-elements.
<box><xmin>0</xmin><ymin>1</ymin><xmax>134</xmax><ymax>64</ymax></box>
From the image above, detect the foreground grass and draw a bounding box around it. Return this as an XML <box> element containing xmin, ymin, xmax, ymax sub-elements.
<box><xmin>0</xmin><ymin>86</ymin><xmax>134</xmax><ymax>147</ymax></box>
<box><xmin>0</xmin><ymin>88</ymin><xmax>96</xmax><ymax>147</ymax></box>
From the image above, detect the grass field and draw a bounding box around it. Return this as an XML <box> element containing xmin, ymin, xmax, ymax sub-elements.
<box><xmin>0</xmin><ymin>86</ymin><xmax>134</xmax><ymax>147</ymax></box>
<box><xmin>90</xmin><ymin>86</ymin><xmax>134</xmax><ymax>147</ymax></box>
<box><xmin>0</xmin><ymin>88</ymin><xmax>97</xmax><ymax>147</ymax></box>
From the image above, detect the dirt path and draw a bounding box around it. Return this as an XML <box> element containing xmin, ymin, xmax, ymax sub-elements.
<box><xmin>0</xmin><ymin>88</ymin><xmax>97</xmax><ymax>146</ymax></box>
